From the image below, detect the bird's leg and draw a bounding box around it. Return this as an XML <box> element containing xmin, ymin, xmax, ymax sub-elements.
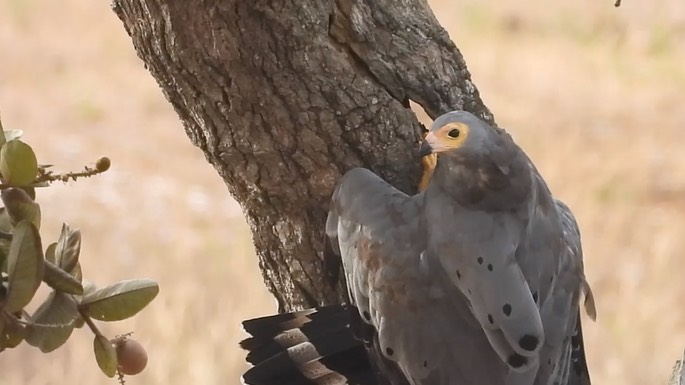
<box><xmin>418</xmin><ymin>132</ymin><xmax>437</xmax><ymax>192</ymax></box>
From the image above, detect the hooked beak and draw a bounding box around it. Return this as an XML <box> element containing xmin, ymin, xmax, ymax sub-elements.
<box><xmin>419</xmin><ymin>132</ymin><xmax>437</xmax><ymax>157</ymax></box>
<box><xmin>419</xmin><ymin>141</ymin><xmax>433</xmax><ymax>157</ymax></box>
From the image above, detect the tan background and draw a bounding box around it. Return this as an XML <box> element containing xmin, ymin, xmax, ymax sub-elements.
<box><xmin>1</xmin><ymin>1</ymin><xmax>684</xmax><ymax>384</ymax></box>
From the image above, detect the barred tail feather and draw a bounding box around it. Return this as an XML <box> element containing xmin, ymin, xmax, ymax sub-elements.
<box><xmin>240</xmin><ymin>305</ymin><xmax>378</xmax><ymax>385</ymax></box>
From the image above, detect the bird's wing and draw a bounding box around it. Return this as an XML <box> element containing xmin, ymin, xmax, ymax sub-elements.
<box><xmin>421</xmin><ymin>164</ymin><xmax>547</xmax><ymax>379</ymax></box>
<box><xmin>325</xmin><ymin>168</ymin><xmax>505</xmax><ymax>385</ymax></box>
<box><xmin>526</xmin><ymin>196</ymin><xmax>594</xmax><ymax>385</ymax></box>
<box><xmin>325</xmin><ymin>168</ymin><xmax>424</xmax><ymax>319</ymax></box>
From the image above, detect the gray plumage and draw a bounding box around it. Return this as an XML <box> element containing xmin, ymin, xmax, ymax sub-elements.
<box><xmin>240</xmin><ymin>110</ymin><xmax>595</xmax><ymax>385</ymax></box>
<box><xmin>324</xmin><ymin>111</ymin><xmax>595</xmax><ymax>385</ymax></box>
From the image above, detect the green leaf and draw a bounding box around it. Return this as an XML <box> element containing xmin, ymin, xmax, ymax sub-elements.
<box><xmin>74</xmin><ymin>280</ymin><xmax>97</xmax><ymax>302</ymax></box>
<box><xmin>0</xmin><ymin>241</ymin><xmax>7</xmax><ymax>271</ymax></box>
<box><xmin>24</xmin><ymin>291</ymin><xmax>78</xmax><ymax>352</ymax></box>
<box><xmin>42</xmin><ymin>260</ymin><xmax>83</xmax><ymax>295</ymax></box>
<box><xmin>0</xmin><ymin>314</ymin><xmax>26</xmax><ymax>350</ymax></box>
<box><xmin>54</xmin><ymin>223</ymin><xmax>81</xmax><ymax>272</ymax></box>
<box><xmin>82</xmin><ymin>280</ymin><xmax>97</xmax><ymax>296</ymax></box>
<box><xmin>0</xmin><ymin>188</ymin><xmax>41</xmax><ymax>229</ymax></box>
<box><xmin>80</xmin><ymin>279</ymin><xmax>159</xmax><ymax>321</ymax></box>
<box><xmin>5</xmin><ymin>221</ymin><xmax>44</xmax><ymax>313</ymax></box>
<box><xmin>45</xmin><ymin>242</ymin><xmax>57</xmax><ymax>264</ymax></box>
<box><xmin>0</xmin><ymin>208</ymin><xmax>11</xmax><ymax>268</ymax></box>
<box><xmin>71</xmin><ymin>262</ymin><xmax>82</xmax><ymax>282</ymax></box>
<box><xmin>94</xmin><ymin>334</ymin><xmax>118</xmax><ymax>377</ymax></box>
<box><xmin>20</xmin><ymin>186</ymin><xmax>36</xmax><ymax>201</ymax></box>
<box><xmin>0</xmin><ymin>140</ymin><xmax>38</xmax><ymax>186</ymax></box>
<box><xmin>0</xmin><ymin>114</ymin><xmax>6</xmax><ymax>148</ymax></box>
<box><xmin>0</xmin><ymin>208</ymin><xmax>12</xmax><ymax>233</ymax></box>
<box><xmin>74</xmin><ymin>314</ymin><xmax>85</xmax><ymax>328</ymax></box>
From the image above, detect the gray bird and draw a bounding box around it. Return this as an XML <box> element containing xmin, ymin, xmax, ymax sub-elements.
<box><xmin>241</xmin><ymin>111</ymin><xmax>596</xmax><ymax>385</ymax></box>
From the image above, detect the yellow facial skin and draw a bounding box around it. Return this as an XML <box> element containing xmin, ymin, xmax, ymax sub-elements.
<box><xmin>417</xmin><ymin>122</ymin><xmax>470</xmax><ymax>192</ymax></box>
<box><xmin>424</xmin><ymin>122</ymin><xmax>470</xmax><ymax>153</ymax></box>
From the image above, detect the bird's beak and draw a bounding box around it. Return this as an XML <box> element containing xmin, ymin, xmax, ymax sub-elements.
<box><xmin>419</xmin><ymin>132</ymin><xmax>436</xmax><ymax>157</ymax></box>
<box><xmin>419</xmin><ymin>141</ymin><xmax>433</xmax><ymax>157</ymax></box>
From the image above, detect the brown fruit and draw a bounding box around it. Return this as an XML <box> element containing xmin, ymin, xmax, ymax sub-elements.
<box><xmin>114</xmin><ymin>338</ymin><xmax>148</xmax><ymax>375</ymax></box>
<box><xmin>95</xmin><ymin>157</ymin><xmax>111</xmax><ymax>172</ymax></box>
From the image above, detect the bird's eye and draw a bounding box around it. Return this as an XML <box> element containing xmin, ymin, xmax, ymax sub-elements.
<box><xmin>447</xmin><ymin>129</ymin><xmax>460</xmax><ymax>138</ymax></box>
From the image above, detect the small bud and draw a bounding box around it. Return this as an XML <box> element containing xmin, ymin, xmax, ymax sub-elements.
<box><xmin>114</xmin><ymin>338</ymin><xmax>148</xmax><ymax>376</ymax></box>
<box><xmin>95</xmin><ymin>157</ymin><xmax>111</xmax><ymax>172</ymax></box>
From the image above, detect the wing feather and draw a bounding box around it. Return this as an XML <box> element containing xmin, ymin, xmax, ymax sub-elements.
<box><xmin>532</xmin><ymin>199</ymin><xmax>593</xmax><ymax>385</ymax></box>
<box><xmin>326</xmin><ymin>168</ymin><xmax>505</xmax><ymax>385</ymax></box>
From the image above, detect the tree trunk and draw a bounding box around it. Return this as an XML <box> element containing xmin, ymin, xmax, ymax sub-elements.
<box><xmin>111</xmin><ymin>0</ymin><xmax>493</xmax><ymax>312</ymax></box>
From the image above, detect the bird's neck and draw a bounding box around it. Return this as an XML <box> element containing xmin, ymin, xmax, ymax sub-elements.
<box><xmin>427</xmin><ymin>151</ymin><xmax>532</xmax><ymax>211</ymax></box>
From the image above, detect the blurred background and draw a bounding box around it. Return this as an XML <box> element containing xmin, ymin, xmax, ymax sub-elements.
<box><xmin>0</xmin><ymin>0</ymin><xmax>684</xmax><ymax>384</ymax></box>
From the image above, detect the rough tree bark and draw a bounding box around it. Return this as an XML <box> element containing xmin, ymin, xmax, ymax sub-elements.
<box><xmin>111</xmin><ymin>0</ymin><xmax>494</xmax><ymax>312</ymax></box>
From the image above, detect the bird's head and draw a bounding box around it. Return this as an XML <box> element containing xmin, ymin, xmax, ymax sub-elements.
<box><xmin>419</xmin><ymin>111</ymin><xmax>494</xmax><ymax>158</ymax></box>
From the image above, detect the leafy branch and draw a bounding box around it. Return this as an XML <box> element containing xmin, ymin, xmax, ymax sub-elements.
<box><xmin>0</xmin><ymin>113</ymin><xmax>157</xmax><ymax>383</ymax></box>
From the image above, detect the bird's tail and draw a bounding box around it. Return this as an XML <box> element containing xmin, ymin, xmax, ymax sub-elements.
<box><xmin>567</xmin><ymin>311</ymin><xmax>592</xmax><ymax>385</ymax></box>
<box><xmin>240</xmin><ymin>305</ymin><xmax>378</xmax><ymax>385</ymax></box>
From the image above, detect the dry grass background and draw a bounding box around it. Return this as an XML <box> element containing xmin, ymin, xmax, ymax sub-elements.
<box><xmin>1</xmin><ymin>0</ymin><xmax>684</xmax><ymax>384</ymax></box>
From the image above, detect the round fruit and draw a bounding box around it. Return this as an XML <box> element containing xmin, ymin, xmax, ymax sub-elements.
<box><xmin>115</xmin><ymin>338</ymin><xmax>148</xmax><ymax>375</ymax></box>
<box><xmin>95</xmin><ymin>157</ymin><xmax>111</xmax><ymax>172</ymax></box>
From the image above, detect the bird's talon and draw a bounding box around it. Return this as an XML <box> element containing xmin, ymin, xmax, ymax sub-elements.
<box><xmin>418</xmin><ymin>154</ymin><xmax>437</xmax><ymax>192</ymax></box>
